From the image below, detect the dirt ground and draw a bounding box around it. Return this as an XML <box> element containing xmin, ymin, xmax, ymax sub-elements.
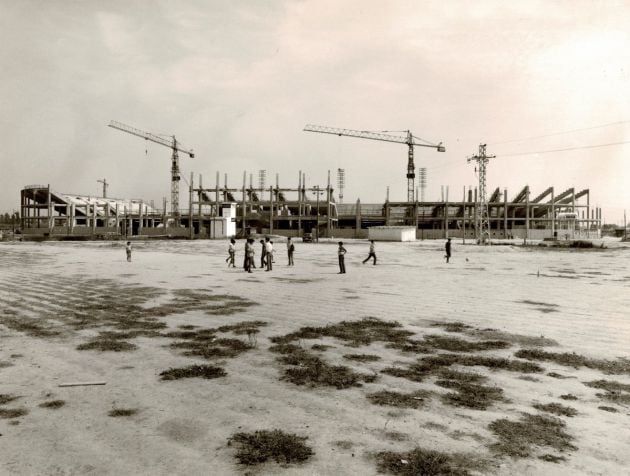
<box><xmin>1</xmin><ymin>238</ymin><xmax>629</xmax><ymax>475</ymax></box>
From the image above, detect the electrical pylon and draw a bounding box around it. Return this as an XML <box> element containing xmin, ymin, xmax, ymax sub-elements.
<box><xmin>467</xmin><ymin>144</ymin><xmax>495</xmax><ymax>244</ymax></box>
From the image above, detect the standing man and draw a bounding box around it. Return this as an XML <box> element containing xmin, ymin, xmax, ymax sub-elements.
<box><xmin>265</xmin><ymin>238</ymin><xmax>273</xmax><ymax>271</ymax></box>
<box><xmin>337</xmin><ymin>241</ymin><xmax>347</xmax><ymax>274</ymax></box>
<box><xmin>362</xmin><ymin>240</ymin><xmax>377</xmax><ymax>265</ymax></box>
<box><xmin>287</xmin><ymin>237</ymin><xmax>295</xmax><ymax>266</ymax></box>
<box><xmin>260</xmin><ymin>239</ymin><xmax>267</xmax><ymax>269</ymax></box>
<box><xmin>445</xmin><ymin>238</ymin><xmax>452</xmax><ymax>263</ymax></box>
<box><xmin>125</xmin><ymin>241</ymin><xmax>132</xmax><ymax>262</ymax></box>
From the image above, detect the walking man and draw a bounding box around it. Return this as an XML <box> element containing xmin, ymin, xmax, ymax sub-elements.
<box><xmin>245</xmin><ymin>238</ymin><xmax>255</xmax><ymax>273</ymax></box>
<box><xmin>445</xmin><ymin>238</ymin><xmax>452</xmax><ymax>263</ymax></box>
<box><xmin>287</xmin><ymin>237</ymin><xmax>295</xmax><ymax>266</ymax></box>
<box><xmin>337</xmin><ymin>241</ymin><xmax>347</xmax><ymax>274</ymax></box>
<box><xmin>265</xmin><ymin>238</ymin><xmax>273</xmax><ymax>271</ymax></box>
<box><xmin>226</xmin><ymin>238</ymin><xmax>236</xmax><ymax>267</ymax></box>
<box><xmin>362</xmin><ymin>240</ymin><xmax>377</xmax><ymax>265</ymax></box>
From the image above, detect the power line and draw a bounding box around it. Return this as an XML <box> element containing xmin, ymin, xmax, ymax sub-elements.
<box><xmin>496</xmin><ymin>139</ymin><xmax>630</xmax><ymax>158</ymax></box>
<box><xmin>488</xmin><ymin>120</ymin><xmax>630</xmax><ymax>146</ymax></box>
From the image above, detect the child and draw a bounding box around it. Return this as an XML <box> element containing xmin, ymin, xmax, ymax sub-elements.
<box><xmin>125</xmin><ymin>241</ymin><xmax>132</xmax><ymax>262</ymax></box>
<box><xmin>337</xmin><ymin>241</ymin><xmax>347</xmax><ymax>274</ymax></box>
<box><xmin>226</xmin><ymin>238</ymin><xmax>236</xmax><ymax>267</ymax></box>
<box><xmin>362</xmin><ymin>240</ymin><xmax>377</xmax><ymax>265</ymax></box>
<box><xmin>445</xmin><ymin>238</ymin><xmax>452</xmax><ymax>263</ymax></box>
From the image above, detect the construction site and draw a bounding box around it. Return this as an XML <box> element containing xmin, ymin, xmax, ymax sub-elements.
<box><xmin>20</xmin><ymin>122</ymin><xmax>602</xmax><ymax>242</ymax></box>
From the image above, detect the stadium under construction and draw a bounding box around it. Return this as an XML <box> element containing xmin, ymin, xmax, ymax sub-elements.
<box><xmin>20</xmin><ymin>172</ymin><xmax>601</xmax><ymax>241</ymax></box>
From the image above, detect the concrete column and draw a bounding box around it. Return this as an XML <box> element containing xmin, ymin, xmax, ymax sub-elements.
<box><xmin>189</xmin><ymin>172</ymin><xmax>194</xmax><ymax>239</ymax></box>
<box><xmin>47</xmin><ymin>185</ymin><xmax>53</xmax><ymax>232</ymax></box>
<box><xmin>269</xmin><ymin>185</ymin><xmax>274</xmax><ymax>234</ymax></box>
<box><xmin>525</xmin><ymin>186</ymin><xmax>530</xmax><ymax>243</ymax></box>
<box><xmin>462</xmin><ymin>186</ymin><xmax>466</xmax><ymax>244</ymax></box>
<box><xmin>326</xmin><ymin>170</ymin><xmax>331</xmax><ymax>238</ymax></box>
<box><xmin>92</xmin><ymin>202</ymin><xmax>97</xmax><ymax>235</ymax></box>
<box><xmin>550</xmin><ymin>187</ymin><xmax>555</xmax><ymax>238</ymax></box>
<box><xmin>503</xmin><ymin>189</ymin><xmax>508</xmax><ymax>237</ymax></box>
<box><xmin>298</xmin><ymin>170</ymin><xmax>302</xmax><ymax>237</ymax></box>
<box><xmin>355</xmin><ymin>199</ymin><xmax>361</xmax><ymax>238</ymax></box>
<box><xmin>242</xmin><ymin>171</ymin><xmax>247</xmax><ymax>235</ymax></box>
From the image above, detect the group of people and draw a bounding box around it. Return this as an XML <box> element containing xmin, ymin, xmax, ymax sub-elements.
<box><xmin>226</xmin><ymin>237</ymin><xmax>453</xmax><ymax>274</ymax></box>
<box><xmin>227</xmin><ymin>236</ymin><xmax>295</xmax><ymax>272</ymax></box>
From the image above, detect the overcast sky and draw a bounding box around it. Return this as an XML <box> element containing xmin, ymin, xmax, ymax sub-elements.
<box><xmin>2</xmin><ymin>0</ymin><xmax>629</xmax><ymax>222</ymax></box>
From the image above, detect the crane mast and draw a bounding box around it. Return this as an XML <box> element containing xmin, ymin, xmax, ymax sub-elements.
<box><xmin>304</xmin><ymin>124</ymin><xmax>444</xmax><ymax>202</ymax></box>
<box><xmin>108</xmin><ymin>121</ymin><xmax>194</xmax><ymax>222</ymax></box>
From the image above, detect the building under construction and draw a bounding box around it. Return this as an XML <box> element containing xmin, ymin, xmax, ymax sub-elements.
<box><xmin>21</xmin><ymin>174</ymin><xmax>601</xmax><ymax>241</ymax></box>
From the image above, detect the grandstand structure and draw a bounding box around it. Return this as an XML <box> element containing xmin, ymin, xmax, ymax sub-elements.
<box><xmin>21</xmin><ymin>181</ymin><xmax>601</xmax><ymax>241</ymax></box>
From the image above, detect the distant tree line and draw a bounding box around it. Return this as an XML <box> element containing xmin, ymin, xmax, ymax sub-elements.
<box><xmin>0</xmin><ymin>212</ymin><xmax>20</xmax><ymax>227</ymax></box>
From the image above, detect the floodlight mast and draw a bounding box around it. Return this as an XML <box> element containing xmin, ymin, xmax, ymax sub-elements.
<box><xmin>108</xmin><ymin>120</ymin><xmax>194</xmax><ymax>223</ymax></box>
<box><xmin>304</xmin><ymin>124</ymin><xmax>445</xmax><ymax>202</ymax></box>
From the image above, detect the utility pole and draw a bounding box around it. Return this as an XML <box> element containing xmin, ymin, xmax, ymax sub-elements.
<box><xmin>467</xmin><ymin>144</ymin><xmax>495</xmax><ymax>245</ymax></box>
<box><xmin>97</xmin><ymin>179</ymin><xmax>109</xmax><ymax>198</ymax></box>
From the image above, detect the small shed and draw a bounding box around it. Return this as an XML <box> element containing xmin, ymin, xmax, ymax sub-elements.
<box><xmin>368</xmin><ymin>226</ymin><xmax>416</xmax><ymax>242</ymax></box>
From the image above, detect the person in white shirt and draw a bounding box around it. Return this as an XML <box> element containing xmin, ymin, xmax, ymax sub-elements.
<box><xmin>226</xmin><ymin>238</ymin><xmax>236</xmax><ymax>267</ymax></box>
<box><xmin>362</xmin><ymin>240</ymin><xmax>377</xmax><ymax>265</ymax></box>
<box><xmin>265</xmin><ymin>238</ymin><xmax>273</xmax><ymax>271</ymax></box>
<box><xmin>125</xmin><ymin>241</ymin><xmax>132</xmax><ymax>262</ymax></box>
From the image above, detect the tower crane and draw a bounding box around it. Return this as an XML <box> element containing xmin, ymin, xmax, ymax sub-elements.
<box><xmin>303</xmin><ymin>124</ymin><xmax>445</xmax><ymax>202</ymax></box>
<box><xmin>108</xmin><ymin>121</ymin><xmax>194</xmax><ymax>222</ymax></box>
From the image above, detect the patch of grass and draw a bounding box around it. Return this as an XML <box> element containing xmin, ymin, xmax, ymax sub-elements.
<box><xmin>229</xmin><ymin>430</ymin><xmax>313</xmax><ymax>465</ymax></box>
<box><xmin>539</xmin><ymin>454</ymin><xmax>566</xmax><ymax>463</ymax></box>
<box><xmin>516</xmin><ymin>349</ymin><xmax>630</xmax><ymax>375</ymax></box>
<box><xmin>423</xmin><ymin>335</ymin><xmax>510</xmax><ymax>352</ymax></box>
<box><xmin>489</xmin><ymin>413</ymin><xmax>577</xmax><ymax>458</ymax></box>
<box><xmin>436</xmin><ymin>380</ymin><xmax>504</xmax><ymax>410</ymax></box>
<box><xmin>217</xmin><ymin>320</ymin><xmax>267</xmax><ymax>335</ymax></box>
<box><xmin>174</xmin><ymin>337</ymin><xmax>252</xmax><ymax>359</ymax></box>
<box><xmin>437</xmin><ymin>369</ymin><xmax>487</xmax><ymax>383</ymax></box>
<box><xmin>560</xmin><ymin>394</ymin><xmax>578</xmax><ymax>401</ymax></box>
<box><xmin>159</xmin><ymin>364</ymin><xmax>227</xmax><ymax>380</ymax></box>
<box><xmin>375</xmin><ymin>447</ymin><xmax>474</xmax><ymax>476</ymax></box>
<box><xmin>343</xmin><ymin>353</ymin><xmax>381</xmax><ymax>362</ymax></box>
<box><xmin>270</xmin><ymin>343</ymin><xmax>375</xmax><ymax>389</ymax></box>
<box><xmin>584</xmin><ymin>379</ymin><xmax>630</xmax><ymax>404</ymax></box>
<box><xmin>471</xmin><ymin>329</ymin><xmax>558</xmax><ymax>347</ymax></box>
<box><xmin>0</xmin><ymin>408</ymin><xmax>28</xmax><ymax>419</ymax></box>
<box><xmin>598</xmin><ymin>406</ymin><xmax>618</xmax><ymax>413</ymax></box>
<box><xmin>533</xmin><ymin>402</ymin><xmax>578</xmax><ymax>417</ymax></box>
<box><xmin>367</xmin><ymin>390</ymin><xmax>431</xmax><ymax>409</ymax></box>
<box><xmin>108</xmin><ymin>408</ymin><xmax>139</xmax><ymax>417</ymax></box>
<box><xmin>77</xmin><ymin>339</ymin><xmax>138</xmax><ymax>352</ymax></box>
<box><xmin>547</xmin><ymin>372</ymin><xmax>570</xmax><ymax>379</ymax></box>
<box><xmin>270</xmin><ymin>317</ymin><xmax>415</xmax><ymax>348</ymax></box>
<box><xmin>39</xmin><ymin>400</ymin><xmax>65</xmax><ymax>409</ymax></box>
<box><xmin>385</xmin><ymin>339</ymin><xmax>433</xmax><ymax>354</ymax></box>
<box><xmin>518</xmin><ymin>375</ymin><xmax>540</xmax><ymax>382</ymax></box>
<box><xmin>178</xmin><ymin>324</ymin><xmax>197</xmax><ymax>330</ymax></box>
<box><xmin>0</xmin><ymin>316</ymin><xmax>60</xmax><ymax>337</ymax></box>
<box><xmin>0</xmin><ymin>394</ymin><xmax>20</xmax><ymax>405</ymax></box>
<box><xmin>431</xmin><ymin>321</ymin><xmax>472</xmax><ymax>333</ymax></box>
<box><xmin>384</xmin><ymin>431</ymin><xmax>409</xmax><ymax>441</ymax></box>
<box><xmin>0</xmin><ymin>361</ymin><xmax>13</xmax><ymax>369</ymax></box>
<box><xmin>311</xmin><ymin>344</ymin><xmax>332</xmax><ymax>351</ymax></box>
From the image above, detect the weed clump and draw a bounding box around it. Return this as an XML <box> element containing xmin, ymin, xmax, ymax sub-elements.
<box><xmin>423</xmin><ymin>335</ymin><xmax>510</xmax><ymax>352</ymax></box>
<box><xmin>539</xmin><ymin>454</ymin><xmax>566</xmax><ymax>463</ymax></box>
<box><xmin>598</xmin><ymin>406</ymin><xmax>618</xmax><ymax>413</ymax></box>
<box><xmin>515</xmin><ymin>349</ymin><xmax>630</xmax><ymax>375</ymax></box>
<box><xmin>217</xmin><ymin>320</ymin><xmax>267</xmax><ymax>335</ymax></box>
<box><xmin>584</xmin><ymin>379</ymin><xmax>630</xmax><ymax>404</ymax></box>
<box><xmin>560</xmin><ymin>394</ymin><xmax>578</xmax><ymax>401</ymax></box>
<box><xmin>0</xmin><ymin>394</ymin><xmax>20</xmax><ymax>405</ymax></box>
<box><xmin>431</xmin><ymin>321</ymin><xmax>473</xmax><ymax>333</ymax></box>
<box><xmin>375</xmin><ymin>447</ymin><xmax>474</xmax><ymax>476</ymax></box>
<box><xmin>0</xmin><ymin>408</ymin><xmax>28</xmax><ymax>419</ymax></box>
<box><xmin>77</xmin><ymin>339</ymin><xmax>137</xmax><ymax>352</ymax></box>
<box><xmin>533</xmin><ymin>402</ymin><xmax>578</xmax><ymax>417</ymax></box>
<box><xmin>436</xmin><ymin>380</ymin><xmax>505</xmax><ymax>410</ymax></box>
<box><xmin>159</xmin><ymin>364</ymin><xmax>227</xmax><ymax>381</ymax></box>
<box><xmin>230</xmin><ymin>429</ymin><xmax>313</xmax><ymax>465</ymax></box>
<box><xmin>489</xmin><ymin>413</ymin><xmax>576</xmax><ymax>458</ymax></box>
<box><xmin>270</xmin><ymin>317</ymin><xmax>414</xmax><ymax>348</ymax></box>
<box><xmin>108</xmin><ymin>408</ymin><xmax>139</xmax><ymax>417</ymax></box>
<box><xmin>39</xmin><ymin>400</ymin><xmax>65</xmax><ymax>409</ymax></box>
<box><xmin>367</xmin><ymin>390</ymin><xmax>431</xmax><ymax>408</ymax></box>
<box><xmin>343</xmin><ymin>353</ymin><xmax>381</xmax><ymax>362</ymax></box>
<box><xmin>270</xmin><ymin>343</ymin><xmax>374</xmax><ymax>389</ymax></box>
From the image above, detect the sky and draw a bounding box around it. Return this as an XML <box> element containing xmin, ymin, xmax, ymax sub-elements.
<box><xmin>1</xmin><ymin>0</ymin><xmax>629</xmax><ymax>223</ymax></box>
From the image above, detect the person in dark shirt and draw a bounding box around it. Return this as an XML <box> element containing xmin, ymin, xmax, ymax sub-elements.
<box><xmin>338</xmin><ymin>241</ymin><xmax>347</xmax><ymax>274</ymax></box>
<box><xmin>445</xmin><ymin>238</ymin><xmax>452</xmax><ymax>263</ymax></box>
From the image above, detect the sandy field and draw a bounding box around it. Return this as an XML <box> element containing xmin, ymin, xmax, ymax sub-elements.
<box><xmin>1</xmin><ymin>238</ymin><xmax>629</xmax><ymax>476</ymax></box>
